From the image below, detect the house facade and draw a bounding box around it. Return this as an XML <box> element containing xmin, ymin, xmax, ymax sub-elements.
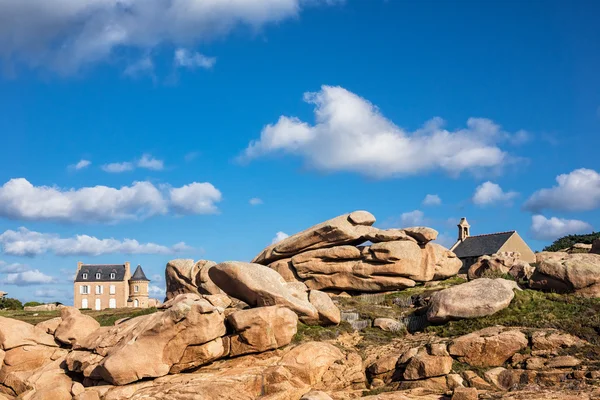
<box><xmin>450</xmin><ymin>218</ymin><xmax>536</xmax><ymax>269</ymax></box>
<box><xmin>73</xmin><ymin>262</ymin><xmax>151</xmax><ymax>310</ymax></box>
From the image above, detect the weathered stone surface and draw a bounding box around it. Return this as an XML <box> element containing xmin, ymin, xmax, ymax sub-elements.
<box><xmin>54</xmin><ymin>307</ymin><xmax>100</xmax><ymax>347</ymax></box>
<box><xmin>300</xmin><ymin>391</ymin><xmax>333</xmax><ymax>400</ymax></box>
<box><xmin>530</xmin><ymin>252</ymin><xmax>600</xmax><ymax>296</ymax></box>
<box><xmin>277</xmin><ymin>342</ymin><xmax>345</xmax><ymax>386</ymax></box>
<box><xmin>202</xmin><ymin>293</ymin><xmax>232</xmax><ymax>309</ymax></box>
<box><xmin>165</xmin><ymin>259</ymin><xmax>222</xmax><ymax>300</ymax></box>
<box><xmin>427</xmin><ymin>278</ymin><xmax>520</xmax><ymax>323</ymax></box>
<box><xmin>65</xmin><ymin>350</ymin><xmax>105</xmax><ymax>379</ymax></box>
<box><xmin>449</xmin><ymin>327</ymin><xmax>528</xmax><ymax>367</ymax></box>
<box><xmin>35</xmin><ymin>317</ymin><xmax>62</xmax><ymax>335</ymax></box>
<box><xmin>285</xmin><ymin>282</ymin><xmax>310</xmax><ymax>302</ymax></box>
<box><xmin>591</xmin><ymin>239</ymin><xmax>600</xmax><ymax>255</ymax></box>
<box><xmin>170</xmin><ymin>337</ymin><xmax>228</xmax><ymax>373</ymax></box>
<box><xmin>451</xmin><ymin>387</ymin><xmax>478</xmax><ymax>400</ymax></box>
<box><xmin>403</xmin><ymin>351</ymin><xmax>453</xmax><ymax>380</ymax></box>
<box><xmin>430</xmin><ymin>243</ymin><xmax>463</xmax><ymax>280</ymax></box>
<box><xmin>373</xmin><ymin>318</ymin><xmax>404</xmax><ymax>332</ymax></box>
<box><xmin>268</xmin><ymin>258</ymin><xmax>299</xmax><ymax>282</ymax></box>
<box><xmin>252</xmin><ymin>211</ymin><xmax>376</xmax><ymax>264</ymax></box>
<box><xmin>403</xmin><ymin>227</ymin><xmax>439</xmax><ymax>243</ymax></box>
<box><xmin>361</xmin><ymin>228</ymin><xmax>417</xmax><ymax>243</ymax></box>
<box><xmin>469</xmin><ymin>252</ymin><xmax>534</xmax><ymax>281</ymax></box>
<box><xmin>309</xmin><ymin>290</ymin><xmax>341</xmax><ymax>325</ymax></box>
<box><xmin>531</xmin><ymin>330</ymin><xmax>585</xmax><ymax>351</ymax></box>
<box><xmin>0</xmin><ymin>317</ymin><xmax>57</xmax><ymax>350</ymax></box>
<box><xmin>73</xmin><ymin>294</ymin><xmax>226</xmax><ymax>385</ymax></box>
<box><xmin>23</xmin><ymin>303</ymin><xmax>62</xmax><ymax>312</ymax></box>
<box><xmin>209</xmin><ymin>261</ymin><xmax>321</xmax><ymax>324</ymax></box>
<box><xmin>228</xmin><ymin>306</ymin><xmax>297</xmax><ymax>357</ymax></box>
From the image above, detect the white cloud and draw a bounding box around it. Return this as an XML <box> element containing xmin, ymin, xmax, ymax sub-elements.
<box><xmin>101</xmin><ymin>162</ymin><xmax>134</xmax><ymax>173</ymax></box>
<box><xmin>1</xmin><ymin>269</ymin><xmax>56</xmax><ymax>286</ymax></box>
<box><xmin>170</xmin><ymin>182</ymin><xmax>222</xmax><ymax>215</ymax></box>
<box><xmin>0</xmin><ymin>227</ymin><xmax>191</xmax><ymax>257</ymax></box>
<box><xmin>241</xmin><ymin>85</ymin><xmax>526</xmax><ymax>178</ymax></box>
<box><xmin>524</xmin><ymin>169</ymin><xmax>600</xmax><ymax>212</ymax></box>
<box><xmin>472</xmin><ymin>181</ymin><xmax>518</xmax><ymax>206</ymax></box>
<box><xmin>149</xmin><ymin>285</ymin><xmax>166</xmax><ymax>298</ymax></box>
<box><xmin>400</xmin><ymin>210</ymin><xmax>425</xmax><ymax>227</ymax></box>
<box><xmin>124</xmin><ymin>56</ymin><xmax>154</xmax><ymax>78</ymax></box>
<box><xmin>102</xmin><ymin>154</ymin><xmax>164</xmax><ymax>173</ymax></box>
<box><xmin>70</xmin><ymin>159</ymin><xmax>91</xmax><ymax>171</ymax></box>
<box><xmin>530</xmin><ymin>215</ymin><xmax>593</xmax><ymax>241</ymax></box>
<box><xmin>0</xmin><ymin>261</ymin><xmax>28</xmax><ymax>273</ymax></box>
<box><xmin>34</xmin><ymin>288</ymin><xmax>70</xmax><ymax>300</ymax></box>
<box><xmin>249</xmin><ymin>197</ymin><xmax>263</xmax><ymax>206</ymax></box>
<box><xmin>0</xmin><ymin>0</ymin><xmax>339</xmax><ymax>74</ymax></box>
<box><xmin>151</xmin><ymin>274</ymin><xmax>163</xmax><ymax>283</ymax></box>
<box><xmin>0</xmin><ymin>178</ymin><xmax>222</xmax><ymax>223</ymax></box>
<box><xmin>271</xmin><ymin>231</ymin><xmax>289</xmax><ymax>244</ymax></box>
<box><xmin>422</xmin><ymin>194</ymin><xmax>441</xmax><ymax>206</ymax></box>
<box><xmin>0</xmin><ymin>178</ymin><xmax>167</xmax><ymax>223</ymax></box>
<box><xmin>435</xmin><ymin>233</ymin><xmax>456</xmax><ymax>249</ymax></box>
<box><xmin>174</xmin><ymin>48</ymin><xmax>216</xmax><ymax>69</ymax></box>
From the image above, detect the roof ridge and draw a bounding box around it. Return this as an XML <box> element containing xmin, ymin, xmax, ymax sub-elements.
<box><xmin>467</xmin><ymin>231</ymin><xmax>515</xmax><ymax>238</ymax></box>
<box><xmin>82</xmin><ymin>264</ymin><xmax>125</xmax><ymax>267</ymax></box>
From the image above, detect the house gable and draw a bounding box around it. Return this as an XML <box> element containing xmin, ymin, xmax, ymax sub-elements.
<box><xmin>498</xmin><ymin>231</ymin><xmax>536</xmax><ymax>263</ymax></box>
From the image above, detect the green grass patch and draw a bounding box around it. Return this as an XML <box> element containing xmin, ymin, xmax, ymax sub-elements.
<box><xmin>426</xmin><ymin>289</ymin><xmax>600</xmax><ymax>345</ymax></box>
<box><xmin>0</xmin><ymin>307</ymin><xmax>159</xmax><ymax>327</ymax></box>
<box><xmin>293</xmin><ymin>321</ymin><xmax>354</xmax><ymax>343</ymax></box>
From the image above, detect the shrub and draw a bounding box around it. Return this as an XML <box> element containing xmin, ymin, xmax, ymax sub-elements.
<box><xmin>543</xmin><ymin>232</ymin><xmax>600</xmax><ymax>252</ymax></box>
<box><xmin>24</xmin><ymin>301</ymin><xmax>44</xmax><ymax>307</ymax></box>
<box><xmin>0</xmin><ymin>297</ymin><xmax>23</xmax><ymax>310</ymax></box>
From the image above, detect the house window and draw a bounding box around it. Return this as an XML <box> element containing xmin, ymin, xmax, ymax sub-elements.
<box><xmin>134</xmin><ymin>299</ymin><xmax>139</xmax><ymax>307</ymax></box>
<box><xmin>134</xmin><ymin>285</ymin><xmax>139</xmax><ymax>293</ymax></box>
<box><xmin>109</xmin><ymin>299</ymin><xmax>116</xmax><ymax>309</ymax></box>
<box><xmin>110</xmin><ymin>272</ymin><xmax>116</xmax><ymax>280</ymax></box>
<box><xmin>82</xmin><ymin>273</ymin><xmax>88</xmax><ymax>279</ymax></box>
<box><xmin>95</xmin><ymin>298</ymin><xmax>101</xmax><ymax>311</ymax></box>
<box><xmin>109</xmin><ymin>285</ymin><xmax>116</xmax><ymax>295</ymax></box>
<box><xmin>81</xmin><ymin>285</ymin><xmax>89</xmax><ymax>294</ymax></box>
<box><xmin>81</xmin><ymin>299</ymin><xmax>88</xmax><ymax>309</ymax></box>
<box><xmin>96</xmin><ymin>272</ymin><xmax>101</xmax><ymax>279</ymax></box>
<box><xmin>95</xmin><ymin>285</ymin><xmax>103</xmax><ymax>295</ymax></box>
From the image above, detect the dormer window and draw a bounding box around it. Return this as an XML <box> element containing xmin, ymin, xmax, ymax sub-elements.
<box><xmin>110</xmin><ymin>272</ymin><xmax>116</xmax><ymax>280</ymax></box>
<box><xmin>96</xmin><ymin>272</ymin><xmax>101</xmax><ymax>279</ymax></box>
<box><xmin>82</xmin><ymin>273</ymin><xmax>88</xmax><ymax>280</ymax></box>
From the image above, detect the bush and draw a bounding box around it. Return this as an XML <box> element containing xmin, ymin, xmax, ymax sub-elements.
<box><xmin>543</xmin><ymin>232</ymin><xmax>600</xmax><ymax>252</ymax></box>
<box><xmin>0</xmin><ymin>297</ymin><xmax>23</xmax><ymax>310</ymax></box>
<box><xmin>24</xmin><ymin>301</ymin><xmax>44</xmax><ymax>307</ymax></box>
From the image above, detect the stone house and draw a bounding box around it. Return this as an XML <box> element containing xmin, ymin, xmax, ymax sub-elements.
<box><xmin>73</xmin><ymin>262</ymin><xmax>151</xmax><ymax>310</ymax></box>
<box><xmin>450</xmin><ymin>218</ymin><xmax>536</xmax><ymax>269</ymax></box>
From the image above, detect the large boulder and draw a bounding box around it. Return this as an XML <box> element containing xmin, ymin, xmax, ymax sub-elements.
<box><xmin>208</xmin><ymin>261</ymin><xmax>323</xmax><ymax>324</ymax></box>
<box><xmin>0</xmin><ymin>317</ymin><xmax>57</xmax><ymax>350</ymax></box>
<box><xmin>54</xmin><ymin>307</ymin><xmax>100</xmax><ymax>347</ymax></box>
<box><xmin>427</xmin><ymin>278</ymin><xmax>520</xmax><ymax>323</ymax></box>
<box><xmin>403</xmin><ymin>349</ymin><xmax>453</xmax><ymax>380</ymax></box>
<box><xmin>530</xmin><ymin>252</ymin><xmax>600</xmax><ymax>297</ymax></box>
<box><xmin>72</xmin><ymin>294</ymin><xmax>227</xmax><ymax>385</ymax></box>
<box><xmin>252</xmin><ymin>211</ymin><xmax>376</xmax><ymax>264</ymax></box>
<box><xmin>308</xmin><ymin>290</ymin><xmax>341</xmax><ymax>325</ymax></box>
<box><xmin>165</xmin><ymin>259</ymin><xmax>221</xmax><ymax>300</ymax></box>
<box><xmin>591</xmin><ymin>239</ymin><xmax>600</xmax><ymax>255</ymax></box>
<box><xmin>228</xmin><ymin>306</ymin><xmax>298</xmax><ymax>357</ymax></box>
<box><xmin>468</xmin><ymin>252</ymin><xmax>534</xmax><ymax>281</ymax></box>
<box><xmin>448</xmin><ymin>327</ymin><xmax>528</xmax><ymax>367</ymax></box>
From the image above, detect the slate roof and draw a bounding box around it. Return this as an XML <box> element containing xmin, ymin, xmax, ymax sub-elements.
<box><xmin>130</xmin><ymin>265</ymin><xmax>150</xmax><ymax>281</ymax></box>
<box><xmin>75</xmin><ymin>264</ymin><xmax>126</xmax><ymax>282</ymax></box>
<box><xmin>452</xmin><ymin>231</ymin><xmax>515</xmax><ymax>259</ymax></box>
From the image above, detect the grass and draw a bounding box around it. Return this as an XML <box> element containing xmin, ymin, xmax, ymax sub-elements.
<box><xmin>293</xmin><ymin>321</ymin><xmax>354</xmax><ymax>343</ymax></box>
<box><xmin>426</xmin><ymin>289</ymin><xmax>600</xmax><ymax>345</ymax></box>
<box><xmin>0</xmin><ymin>307</ymin><xmax>158</xmax><ymax>326</ymax></box>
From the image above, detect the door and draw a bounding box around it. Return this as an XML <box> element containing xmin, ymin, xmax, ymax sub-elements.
<box><xmin>81</xmin><ymin>298</ymin><xmax>88</xmax><ymax>309</ymax></box>
<box><xmin>95</xmin><ymin>298</ymin><xmax>101</xmax><ymax>310</ymax></box>
<box><xmin>134</xmin><ymin>299</ymin><xmax>139</xmax><ymax>307</ymax></box>
<box><xmin>109</xmin><ymin>299</ymin><xmax>116</xmax><ymax>309</ymax></box>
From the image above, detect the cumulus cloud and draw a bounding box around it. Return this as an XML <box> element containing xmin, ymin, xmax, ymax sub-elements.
<box><xmin>102</xmin><ymin>154</ymin><xmax>164</xmax><ymax>173</ymax></box>
<box><xmin>530</xmin><ymin>215</ymin><xmax>593</xmax><ymax>241</ymax></box>
<box><xmin>524</xmin><ymin>169</ymin><xmax>600</xmax><ymax>212</ymax></box>
<box><xmin>0</xmin><ymin>227</ymin><xmax>191</xmax><ymax>257</ymax></box>
<box><xmin>241</xmin><ymin>86</ymin><xmax>527</xmax><ymax>178</ymax></box>
<box><xmin>400</xmin><ymin>210</ymin><xmax>425</xmax><ymax>226</ymax></box>
<box><xmin>271</xmin><ymin>231</ymin><xmax>289</xmax><ymax>244</ymax></box>
<box><xmin>422</xmin><ymin>194</ymin><xmax>442</xmax><ymax>206</ymax></box>
<box><xmin>1</xmin><ymin>269</ymin><xmax>56</xmax><ymax>286</ymax></box>
<box><xmin>149</xmin><ymin>285</ymin><xmax>166</xmax><ymax>298</ymax></box>
<box><xmin>69</xmin><ymin>159</ymin><xmax>91</xmax><ymax>171</ymax></box>
<box><xmin>0</xmin><ymin>178</ymin><xmax>222</xmax><ymax>223</ymax></box>
<box><xmin>472</xmin><ymin>181</ymin><xmax>518</xmax><ymax>206</ymax></box>
<box><xmin>34</xmin><ymin>288</ymin><xmax>71</xmax><ymax>300</ymax></box>
<box><xmin>0</xmin><ymin>0</ymin><xmax>340</xmax><ymax>74</ymax></box>
<box><xmin>123</xmin><ymin>56</ymin><xmax>154</xmax><ymax>78</ymax></box>
<box><xmin>0</xmin><ymin>261</ymin><xmax>29</xmax><ymax>273</ymax></box>
<box><xmin>170</xmin><ymin>182</ymin><xmax>222</xmax><ymax>215</ymax></box>
<box><xmin>174</xmin><ymin>48</ymin><xmax>216</xmax><ymax>69</ymax></box>
<box><xmin>249</xmin><ymin>197</ymin><xmax>263</xmax><ymax>206</ymax></box>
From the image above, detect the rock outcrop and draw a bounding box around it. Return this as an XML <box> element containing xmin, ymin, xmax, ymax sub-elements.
<box><xmin>427</xmin><ymin>278</ymin><xmax>520</xmax><ymax>323</ymax></box>
<box><xmin>165</xmin><ymin>259</ymin><xmax>222</xmax><ymax>300</ymax></box>
<box><xmin>251</xmin><ymin>211</ymin><xmax>461</xmax><ymax>293</ymax></box>
<box><xmin>54</xmin><ymin>307</ymin><xmax>100</xmax><ymax>347</ymax></box>
<box><xmin>530</xmin><ymin>252</ymin><xmax>600</xmax><ymax>297</ymax></box>
<box><xmin>468</xmin><ymin>252</ymin><xmax>534</xmax><ymax>281</ymax></box>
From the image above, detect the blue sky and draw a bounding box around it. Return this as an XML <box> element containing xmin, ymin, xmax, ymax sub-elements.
<box><xmin>0</xmin><ymin>0</ymin><xmax>599</xmax><ymax>305</ymax></box>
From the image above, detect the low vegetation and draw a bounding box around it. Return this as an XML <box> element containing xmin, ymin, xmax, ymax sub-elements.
<box><xmin>543</xmin><ymin>232</ymin><xmax>600</xmax><ymax>252</ymax></box>
<box><xmin>0</xmin><ymin>307</ymin><xmax>158</xmax><ymax>326</ymax></box>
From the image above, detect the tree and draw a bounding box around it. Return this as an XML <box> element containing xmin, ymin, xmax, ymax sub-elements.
<box><xmin>0</xmin><ymin>297</ymin><xmax>23</xmax><ymax>310</ymax></box>
<box><xmin>543</xmin><ymin>232</ymin><xmax>600</xmax><ymax>252</ymax></box>
<box><xmin>24</xmin><ymin>301</ymin><xmax>44</xmax><ymax>307</ymax></box>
